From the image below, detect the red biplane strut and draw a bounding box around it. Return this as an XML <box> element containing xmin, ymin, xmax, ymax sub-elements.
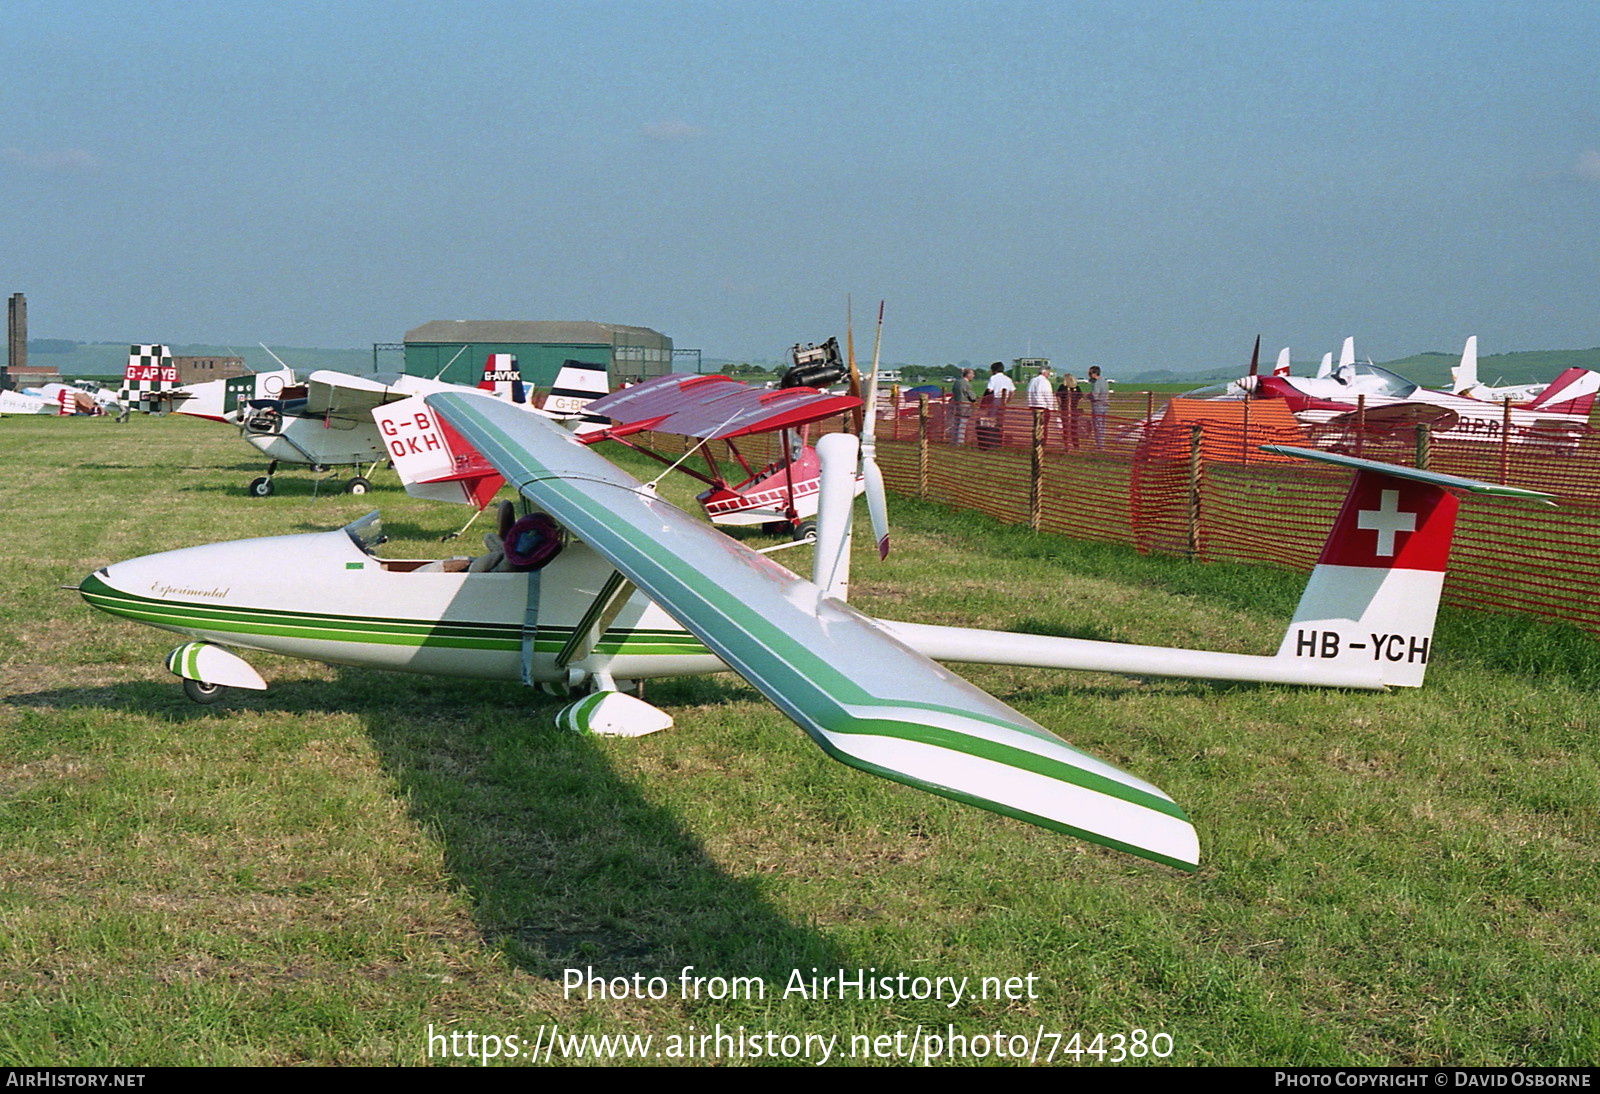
<box><xmin>577</xmin><ymin>375</ymin><xmax>860</xmax><ymax>536</ymax></box>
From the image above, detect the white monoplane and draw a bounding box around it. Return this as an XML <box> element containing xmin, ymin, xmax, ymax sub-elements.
<box><xmin>1228</xmin><ymin>337</ymin><xmax>1600</xmax><ymax>448</ymax></box>
<box><xmin>170</xmin><ymin>354</ymin><xmax>606</xmax><ymax>497</ymax></box>
<box><xmin>0</xmin><ymin>389</ymin><xmax>54</xmax><ymax>415</ymax></box>
<box><xmin>79</xmin><ymin>386</ymin><xmax>1550</xmax><ymax>873</ymax></box>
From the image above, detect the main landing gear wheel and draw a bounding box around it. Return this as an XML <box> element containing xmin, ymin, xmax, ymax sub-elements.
<box><xmin>247</xmin><ymin>476</ymin><xmax>274</xmax><ymax>498</ymax></box>
<box><xmin>793</xmin><ymin>520</ymin><xmax>818</xmax><ymax>543</ymax></box>
<box><xmin>182</xmin><ymin>678</ymin><xmax>229</xmax><ymax>705</ymax></box>
<box><xmin>345</xmin><ymin>476</ymin><xmax>371</xmax><ymax>495</ymax></box>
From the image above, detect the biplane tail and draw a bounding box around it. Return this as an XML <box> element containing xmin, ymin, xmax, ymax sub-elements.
<box><xmin>1522</xmin><ymin>367</ymin><xmax>1600</xmax><ymax>416</ymax></box>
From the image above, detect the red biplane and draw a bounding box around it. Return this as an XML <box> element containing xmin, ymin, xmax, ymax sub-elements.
<box><xmin>578</xmin><ymin>372</ymin><xmax>861</xmax><ymax>540</ymax></box>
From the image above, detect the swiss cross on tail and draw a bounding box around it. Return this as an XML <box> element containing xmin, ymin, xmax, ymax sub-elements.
<box><xmin>1263</xmin><ymin>446</ymin><xmax>1551</xmax><ymax>688</ymax></box>
<box><xmin>1320</xmin><ymin>474</ymin><xmax>1455</xmax><ymax>571</ymax></box>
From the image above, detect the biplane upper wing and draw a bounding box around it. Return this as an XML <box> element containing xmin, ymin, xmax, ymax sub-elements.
<box><xmin>582</xmin><ymin>373</ymin><xmax>860</xmax><ymax>441</ymax></box>
<box><xmin>426</xmin><ymin>390</ymin><xmax>1199</xmax><ymax>871</ymax></box>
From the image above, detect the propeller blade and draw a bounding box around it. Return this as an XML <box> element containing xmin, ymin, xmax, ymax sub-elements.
<box><xmin>861</xmin><ymin>301</ymin><xmax>890</xmax><ymax>559</ymax></box>
<box><xmin>1248</xmin><ymin>334</ymin><xmax>1261</xmax><ymax>377</ymax></box>
<box><xmin>845</xmin><ymin>295</ymin><xmax>863</xmax><ymax>434</ymax></box>
<box><xmin>863</xmin><ymin>452</ymin><xmax>890</xmax><ymax>560</ymax></box>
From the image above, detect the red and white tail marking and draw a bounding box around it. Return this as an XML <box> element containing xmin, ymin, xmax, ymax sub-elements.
<box><xmin>478</xmin><ymin>353</ymin><xmax>527</xmax><ymax>404</ymax></box>
<box><xmin>373</xmin><ymin>395</ymin><xmax>503</xmax><ymax>509</ymax></box>
<box><xmin>1277</xmin><ymin>470</ymin><xmax>1457</xmax><ymax>687</ymax></box>
<box><xmin>1524</xmin><ymin>367</ymin><xmax>1600</xmax><ymax>417</ymax></box>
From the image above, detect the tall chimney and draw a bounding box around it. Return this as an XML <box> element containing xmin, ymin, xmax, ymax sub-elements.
<box><xmin>4</xmin><ymin>293</ymin><xmax>24</xmax><ymax>391</ymax></box>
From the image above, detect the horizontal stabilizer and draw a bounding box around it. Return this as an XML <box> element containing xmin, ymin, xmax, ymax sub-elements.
<box><xmin>1259</xmin><ymin>445</ymin><xmax>1555</xmax><ymax>503</ymax></box>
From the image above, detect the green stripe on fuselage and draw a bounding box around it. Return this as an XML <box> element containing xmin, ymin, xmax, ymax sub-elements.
<box><xmin>79</xmin><ymin>573</ymin><xmax>710</xmax><ymax>657</ymax></box>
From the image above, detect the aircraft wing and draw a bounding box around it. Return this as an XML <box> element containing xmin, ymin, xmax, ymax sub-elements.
<box><xmin>304</xmin><ymin>370</ymin><xmax>453</xmax><ymax>421</ymax></box>
<box><xmin>582</xmin><ymin>373</ymin><xmax>860</xmax><ymax>441</ymax></box>
<box><xmin>426</xmin><ymin>390</ymin><xmax>1199</xmax><ymax>871</ymax></box>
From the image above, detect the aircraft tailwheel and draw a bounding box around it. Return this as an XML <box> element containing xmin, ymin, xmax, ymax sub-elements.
<box><xmin>183</xmin><ymin>678</ymin><xmax>230</xmax><ymax>705</ymax></box>
<box><xmin>345</xmin><ymin>476</ymin><xmax>371</xmax><ymax>495</ymax></box>
<box><xmin>247</xmin><ymin>476</ymin><xmax>274</xmax><ymax>498</ymax></box>
<box><xmin>793</xmin><ymin>520</ymin><xmax>818</xmax><ymax>543</ymax></box>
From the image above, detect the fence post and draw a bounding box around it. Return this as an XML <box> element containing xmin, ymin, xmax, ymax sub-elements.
<box><xmin>917</xmin><ymin>395</ymin><xmax>930</xmax><ymax>498</ymax></box>
<box><xmin>1145</xmin><ymin>390</ymin><xmax>1154</xmax><ymax>422</ymax></box>
<box><xmin>1030</xmin><ymin>408</ymin><xmax>1044</xmax><ymax>531</ymax></box>
<box><xmin>1414</xmin><ymin>421</ymin><xmax>1430</xmax><ymax>470</ymax></box>
<box><xmin>1355</xmin><ymin>395</ymin><xmax>1366</xmax><ymax>459</ymax></box>
<box><xmin>1241</xmin><ymin>395</ymin><xmax>1250</xmax><ymax>465</ymax></box>
<box><xmin>1500</xmin><ymin>399</ymin><xmax>1512</xmax><ymax>484</ymax></box>
<box><xmin>1187</xmin><ymin>424</ymin><xmax>1203</xmax><ymax>558</ymax></box>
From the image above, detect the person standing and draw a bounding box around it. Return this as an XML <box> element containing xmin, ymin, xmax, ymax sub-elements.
<box><xmin>985</xmin><ymin>362</ymin><xmax>1015</xmax><ymax>446</ymax></box>
<box><xmin>1058</xmin><ymin>372</ymin><xmax>1081</xmax><ymax>448</ymax></box>
<box><xmin>948</xmin><ymin>367</ymin><xmax>976</xmax><ymax>444</ymax></box>
<box><xmin>1086</xmin><ymin>365</ymin><xmax>1111</xmax><ymax>447</ymax></box>
<box><xmin>985</xmin><ymin>361</ymin><xmax>1015</xmax><ymax>405</ymax></box>
<box><xmin>1026</xmin><ymin>364</ymin><xmax>1055</xmax><ymax>444</ymax></box>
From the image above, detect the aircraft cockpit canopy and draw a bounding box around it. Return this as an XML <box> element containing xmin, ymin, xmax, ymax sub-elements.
<box><xmin>1349</xmin><ymin>363</ymin><xmax>1419</xmax><ymax>398</ymax></box>
<box><xmin>342</xmin><ymin>511</ymin><xmax>387</xmax><ymax>554</ymax></box>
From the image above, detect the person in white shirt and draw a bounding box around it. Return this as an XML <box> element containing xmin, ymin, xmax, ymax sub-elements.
<box><xmin>1025</xmin><ymin>364</ymin><xmax>1056</xmax><ymax>445</ymax></box>
<box><xmin>985</xmin><ymin>362</ymin><xmax>1015</xmax><ymax>404</ymax></box>
<box><xmin>1027</xmin><ymin>365</ymin><xmax>1055</xmax><ymax>409</ymax></box>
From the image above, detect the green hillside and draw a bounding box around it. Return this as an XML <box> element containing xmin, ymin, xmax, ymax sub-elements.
<box><xmin>1128</xmin><ymin>347</ymin><xmax>1600</xmax><ymax>388</ymax></box>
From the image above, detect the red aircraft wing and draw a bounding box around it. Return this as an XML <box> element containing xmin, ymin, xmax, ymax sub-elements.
<box><xmin>583</xmin><ymin>374</ymin><xmax>859</xmax><ymax>442</ymax></box>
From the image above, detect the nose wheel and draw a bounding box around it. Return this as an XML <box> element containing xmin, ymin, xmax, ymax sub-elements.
<box><xmin>182</xmin><ymin>678</ymin><xmax>230</xmax><ymax>704</ymax></box>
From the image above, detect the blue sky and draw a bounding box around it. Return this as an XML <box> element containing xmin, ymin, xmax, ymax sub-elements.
<box><xmin>5</xmin><ymin>1</ymin><xmax>1600</xmax><ymax>372</ymax></box>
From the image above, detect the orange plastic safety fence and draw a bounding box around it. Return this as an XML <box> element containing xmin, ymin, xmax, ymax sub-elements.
<box><xmin>629</xmin><ymin>394</ymin><xmax>1600</xmax><ymax>637</ymax></box>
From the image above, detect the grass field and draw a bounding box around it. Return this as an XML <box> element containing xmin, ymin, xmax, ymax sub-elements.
<box><xmin>1</xmin><ymin>413</ymin><xmax>1597</xmax><ymax>1067</ymax></box>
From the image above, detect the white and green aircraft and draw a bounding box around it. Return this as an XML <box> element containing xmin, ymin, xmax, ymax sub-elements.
<box><xmin>77</xmin><ymin>392</ymin><xmax>1549</xmax><ymax>873</ymax></box>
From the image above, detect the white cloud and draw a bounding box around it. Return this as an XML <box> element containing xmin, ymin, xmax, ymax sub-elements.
<box><xmin>641</xmin><ymin>118</ymin><xmax>705</xmax><ymax>143</ymax></box>
<box><xmin>0</xmin><ymin>147</ymin><xmax>104</xmax><ymax>172</ymax></box>
<box><xmin>1574</xmin><ymin>150</ymin><xmax>1600</xmax><ymax>182</ymax></box>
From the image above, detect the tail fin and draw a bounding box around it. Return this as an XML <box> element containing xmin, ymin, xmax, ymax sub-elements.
<box><xmin>1523</xmin><ymin>367</ymin><xmax>1600</xmax><ymax>416</ymax></box>
<box><xmin>1273</xmin><ymin>347</ymin><xmax>1291</xmax><ymax>377</ymax></box>
<box><xmin>478</xmin><ymin>353</ymin><xmax>527</xmax><ymax>404</ymax></box>
<box><xmin>541</xmin><ymin>358</ymin><xmax>611</xmax><ymax>434</ymax></box>
<box><xmin>372</xmin><ymin>394</ymin><xmax>503</xmax><ymax>509</ymax></box>
<box><xmin>1450</xmin><ymin>335</ymin><xmax>1479</xmax><ymax>395</ymax></box>
<box><xmin>117</xmin><ymin>344</ymin><xmax>179</xmax><ymax>413</ymax></box>
<box><xmin>1333</xmin><ymin>337</ymin><xmax>1355</xmax><ymax>384</ymax></box>
<box><xmin>1316</xmin><ymin>351</ymin><xmax>1334</xmax><ymax>379</ymax></box>
<box><xmin>1264</xmin><ymin>446</ymin><xmax>1552</xmax><ymax>687</ymax></box>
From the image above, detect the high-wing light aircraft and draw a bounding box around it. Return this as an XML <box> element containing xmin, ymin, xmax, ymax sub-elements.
<box><xmin>78</xmin><ymin>387</ymin><xmax>1550</xmax><ymax>872</ymax></box>
<box><xmin>1226</xmin><ymin>337</ymin><xmax>1600</xmax><ymax>448</ymax></box>
<box><xmin>172</xmin><ymin>355</ymin><xmax>605</xmax><ymax>497</ymax></box>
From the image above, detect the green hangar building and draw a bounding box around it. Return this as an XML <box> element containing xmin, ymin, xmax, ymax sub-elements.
<box><xmin>402</xmin><ymin>320</ymin><xmax>675</xmax><ymax>388</ymax></box>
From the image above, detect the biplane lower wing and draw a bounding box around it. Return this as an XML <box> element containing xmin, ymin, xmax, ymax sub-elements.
<box><xmin>426</xmin><ymin>391</ymin><xmax>1199</xmax><ymax>871</ymax></box>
